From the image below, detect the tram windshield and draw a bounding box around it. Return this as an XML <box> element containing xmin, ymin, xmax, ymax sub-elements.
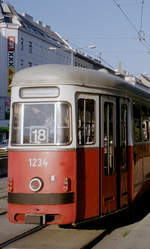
<box><xmin>11</xmin><ymin>102</ymin><xmax>71</xmax><ymax>145</ymax></box>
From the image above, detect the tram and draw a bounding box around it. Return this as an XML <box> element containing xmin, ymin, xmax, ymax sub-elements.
<box><xmin>8</xmin><ymin>64</ymin><xmax>150</xmax><ymax>225</ymax></box>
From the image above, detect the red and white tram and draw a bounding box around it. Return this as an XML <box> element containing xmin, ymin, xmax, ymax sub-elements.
<box><xmin>8</xmin><ymin>64</ymin><xmax>150</xmax><ymax>225</ymax></box>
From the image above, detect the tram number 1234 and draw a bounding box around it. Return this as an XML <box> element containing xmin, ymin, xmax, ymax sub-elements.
<box><xmin>28</xmin><ymin>158</ymin><xmax>48</xmax><ymax>168</ymax></box>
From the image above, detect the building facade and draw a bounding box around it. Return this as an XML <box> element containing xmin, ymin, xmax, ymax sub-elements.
<box><xmin>0</xmin><ymin>1</ymin><xmax>74</xmax><ymax>140</ymax></box>
<box><xmin>0</xmin><ymin>1</ymin><xmax>110</xmax><ymax>140</ymax></box>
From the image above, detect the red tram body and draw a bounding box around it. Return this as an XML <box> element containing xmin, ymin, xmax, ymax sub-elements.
<box><xmin>8</xmin><ymin>64</ymin><xmax>150</xmax><ymax>225</ymax></box>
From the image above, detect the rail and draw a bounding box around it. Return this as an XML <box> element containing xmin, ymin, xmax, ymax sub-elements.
<box><xmin>0</xmin><ymin>224</ymin><xmax>47</xmax><ymax>249</ymax></box>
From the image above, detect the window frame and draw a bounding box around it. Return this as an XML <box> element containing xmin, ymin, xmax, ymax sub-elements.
<box><xmin>28</xmin><ymin>41</ymin><xmax>32</xmax><ymax>54</ymax></box>
<box><xmin>133</xmin><ymin>101</ymin><xmax>150</xmax><ymax>144</ymax></box>
<box><xmin>101</xmin><ymin>96</ymin><xmax>116</xmax><ymax>176</ymax></box>
<box><xmin>11</xmin><ymin>101</ymin><xmax>72</xmax><ymax>146</ymax></box>
<box><xmin>20</xmin><ymin>37</ymin><xmax>24</xmax><ymax>51</ymax></box>
<box><xmin>76</xmin><ymin>93</ymin><xmax>99</xmax><ymax>148</ymax></box>
<box><xmin>120</xmin><ymin>99</ymin><xmax>129</xmax><ymax>170</ymax></box>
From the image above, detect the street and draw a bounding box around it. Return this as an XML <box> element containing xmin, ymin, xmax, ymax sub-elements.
<box><xmin>1</xmin><ymin>177</ymin><xmax>150</xmax><ymax>249</ymax></box>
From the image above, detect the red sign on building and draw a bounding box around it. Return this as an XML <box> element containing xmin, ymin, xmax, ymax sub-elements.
<box><xmin>8</xmin><ymin>36</ymin><xmax>15</xmax><ymax>51</ymax></box>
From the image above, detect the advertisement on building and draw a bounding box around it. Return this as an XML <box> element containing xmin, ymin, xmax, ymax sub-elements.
<box><xmin>8</xmin><ymin>36</ymin><xmax>15</xmax><ymax>96</ymax></box>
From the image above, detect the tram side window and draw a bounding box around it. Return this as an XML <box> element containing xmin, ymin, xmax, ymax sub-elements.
<box><xmin>147</xmin><ymin>108</ymin><xmax>150</xmax><ymax>140</ymax></box>
<box><xmin>121</xmin><ymin>104</ymin><xmax>128</xmax><ymax>169</ymax></box>
<box><xmin>104</xmin><ymin>102</ymin><xmax>114</xmax><ymax>176</ymax></box>
<box><xmin>78</xmin><ymin>99</ymin><xmax>95</xmax><ymax>145</ymax></box>
<box><xmin>141</xmin><ymin>105</ymin><xmax>150</xmax><ymax>141</ymax></box>
<box><xmin>133</xmin><ymin>102</ymin><xmax>150</xmax><ymax>143</ymax></box>
<box><xmin>56</xmin><ymin>103</ymin><xmax>70</xmax><ymax>144</ymax></box>
<box><xmin>133</xmin><ymin>102</ymin><xmax>142</xmax><ymax>143</ymax></box>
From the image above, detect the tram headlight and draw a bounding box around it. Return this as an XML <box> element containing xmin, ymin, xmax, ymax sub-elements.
<box><xmin>63</xmin><ymin>177</ymin><xmax>70</xmax><ymax>192</ymax></box>
<box><xmin>8</xmin><ymin>178</ymin><xmax>14</xmax><ymax>192</ymax></box>
<box><xmin>29</xmin><ymin>177</ymin><xmax>43</xmax><ymax>192</ymax></box>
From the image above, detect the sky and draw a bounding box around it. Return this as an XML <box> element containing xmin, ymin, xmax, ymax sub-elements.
<box><xmin>5</xmin><ymin>0</ymin><xmax>150</xmax><ymax>76</ymax></box>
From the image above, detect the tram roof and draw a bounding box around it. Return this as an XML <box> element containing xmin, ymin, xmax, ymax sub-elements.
<box><xmin>12</xmin><ymin>64</ymin><xmax>150</xmax><ymax>100</ymax></box>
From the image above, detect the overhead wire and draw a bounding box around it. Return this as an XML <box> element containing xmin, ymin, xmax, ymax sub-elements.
<box><xmin>112</xmin><ymin>0</ymin><xmax>138</xmax><ymax>33</ymax></box>
<box><xmin>70</xmin><ymin>34</ymin><xmax>138</xmax><ymax>40</ymax></box>
<box><xmin>140</xmin><ymin>0</ymin><xmax>144</xmax><ymax>32</ymax></box>
<box><xmin>112</xmin><ymin>0</ymin><xmax>150</xmax><ymax>50</ymax></box>
<box><xmin>68</xmin><ymin>1</ymin><xmax>149</xmax><ymax>70</ymax></box>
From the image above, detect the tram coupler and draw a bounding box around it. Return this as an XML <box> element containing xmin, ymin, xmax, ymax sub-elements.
<box><xmin>25</xmin><ymin>214</ymin><xmax>46</xmax><ymax>224</ymax></box>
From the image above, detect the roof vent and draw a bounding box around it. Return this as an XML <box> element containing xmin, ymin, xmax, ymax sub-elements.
<box><xmin>46</xmin><ymin>24</ymin><xmax>51</xmax><ymax>30</ymax></box>
<box><xmin>22</xmin><ymin>13</ymin><xmax>33</xmax><ymax>22</ymax></box>
<box><xmin>36</xmin><ymin>20</ymin><xmax>43</xmax><ymax>26</ymax></box>
<box><xmin>1</xmin><ymin>3</ymin><xmax>11</xmax><ymax>13</ymax></box>
<box><xmin>140</xmin><ymin>74</ymin><xmax>150</xmax><ymax>87</ymax></box>
<box><xmin>125</xmin><ymin>76</ymin><xmax>136</xmax><ymax>85</ymax></box>
<box><xmin>42</xmin><ymin>23</ymin><xmax>51</xmax><ymax>30</ymax></box>
<box><xmin>99</xmin><ymin>68</ymin><xmax>109</xmax><ymax>74</ymax></box>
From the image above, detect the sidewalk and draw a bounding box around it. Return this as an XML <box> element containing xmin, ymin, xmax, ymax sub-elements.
<box><xmin>115</xmin><ymin>213</ymin><xmax>150</xmax><ymax>249</ymax></box>
<box><xmin>94</xmin><ymin>212</ymin><xmax>150</xmax><ymax>249</ymax></box>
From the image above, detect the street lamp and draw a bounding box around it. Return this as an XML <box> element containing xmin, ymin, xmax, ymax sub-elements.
<box><xmin>85</xmin><ymin>45</ymin><xmax>96</xmax><ymax>49</ymax></box>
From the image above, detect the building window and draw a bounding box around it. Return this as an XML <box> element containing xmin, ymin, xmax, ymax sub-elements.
<box><xmin>4</xmin><ymin>17</ymin><xmax>12</xmax><ymax>23</ymax></box>
<box><xmin>28</xmin><ymin>62</ymin><xmax>32</xmax><ymax>67</ymax></box>
<box><xmin>20</xmin><ymin>59</ymin><xmax>24</xmax><ymax>66</ymax></box>
<box><xmin>29</xmin><ymin>41</ymin><xmax>32</xmax><ymax>54</ymax></box>
<box><xmin>21</xmin><ymin>37</ymin><xmax>24</xmax><ymax>50</ymax></box>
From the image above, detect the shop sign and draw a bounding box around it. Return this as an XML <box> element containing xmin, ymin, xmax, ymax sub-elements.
<box><xmin>8</xmin><ymin>36</ymin><xmax>15</xmax><ymax>96</ymax></box>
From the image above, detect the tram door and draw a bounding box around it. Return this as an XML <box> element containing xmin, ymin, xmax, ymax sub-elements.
<box><xmin>77</xmin><ymin>94</ymin><xmax>100</xmax><ymax>220</ymax></box>
<box><xmin>101</xmin><ymin>96</ymin><xmax>117</xmax><ymax>214</ymax></box>
<box><xmin>119</xmin><ymin>98</ymin><xmax>129</xmax><ymax>208</ymax></box>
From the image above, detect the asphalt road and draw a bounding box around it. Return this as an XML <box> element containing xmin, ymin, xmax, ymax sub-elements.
<box><xmin>1</xmin><ymin>177</ymin><xmax>150</xmax><ymax>249</ymax></box>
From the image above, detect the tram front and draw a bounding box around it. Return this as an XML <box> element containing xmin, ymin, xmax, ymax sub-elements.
<box><xmin>8</xmin><ymin>74</ymin><xmax>77</xmax><ymax>225</ymax></box>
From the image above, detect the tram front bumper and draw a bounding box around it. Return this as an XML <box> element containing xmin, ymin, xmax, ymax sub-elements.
<box><xmin>25</xmin><ymin>214</ymin><xmax>46</xmax><ymax>224</ymax></box>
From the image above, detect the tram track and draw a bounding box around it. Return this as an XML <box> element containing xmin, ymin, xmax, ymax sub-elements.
<box><xmin>0</xmin><ymin>209</ymin><xmax>7</xmax><ymax>215</ymax></box>
<box><xmin>0</xmin><ymin>224</ymin><xmax>47</xmax><ymax>249</ymax></box>
<box><xmin>0</xmin><ymin>195</ymin><xmax>7</xmax><ymax>216</ymax></box>
<box><xmin>0</xmin><ymin>196</ymin><xmax>7</xmax><ymax>200</ymax></box>
<box><xmin>0</xmin><ymin>220</ymin><xmax>108</xmax><ymax>249</ymax></box>
<box><xmin>81</xmin><ymin>229</ymin><xmax>108</xmax><ymax>249</ymax></box>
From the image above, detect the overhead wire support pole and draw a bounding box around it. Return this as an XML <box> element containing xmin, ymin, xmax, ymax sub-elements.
<box><xmin>140</xmin><ymin>0</ymin><xmax>144</xmax><ymax>32</ymax></box>
<box><xmin>138</xmin><ymin>0</ymin><xmax>145</xmax><ymax>41</ymax></box>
